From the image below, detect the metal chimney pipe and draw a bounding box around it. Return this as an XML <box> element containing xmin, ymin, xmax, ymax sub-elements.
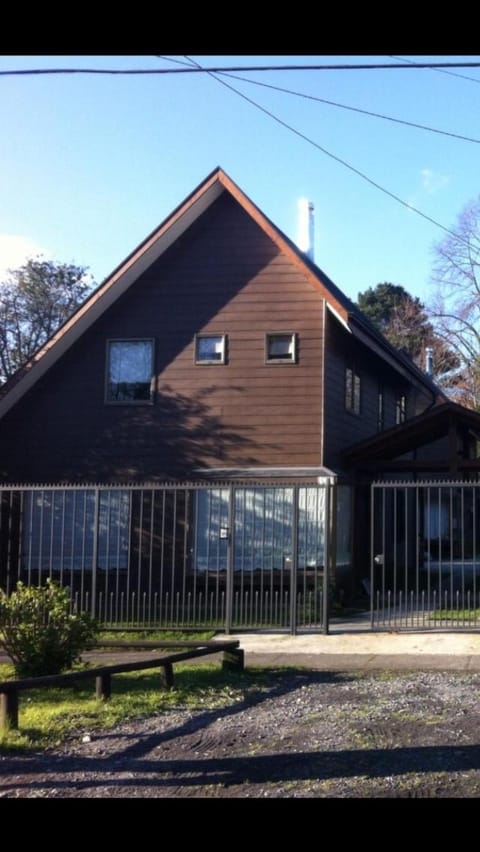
<box><xmin>425</xmin><ymin>346</ymin><xmax>434</xmax><ymax>376</ymax></box>
<box><xmin>297</xmin><ymin>198</ymin><xmax>315</xmax><ymax>261</ymax></box>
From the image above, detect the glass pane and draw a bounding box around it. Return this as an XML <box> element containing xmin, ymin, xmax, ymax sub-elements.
<box><xmin>196</xmin><ymin>336</ymin><xmax>224</xmax><ymax>362</ymax></box>
<box><xmin>194</xmin><ymin>489</ymin><xmax>229</xmax><ymax>571</ymax></box>
<box><xmin>268</xmin><ymin>334</ymin><xmax>294</xmax><ymax>359</ymax></box>
<box><xmin>108</xmin><ymin>340</ymin><xmax>152</xmax><ymax>401</ymax></box>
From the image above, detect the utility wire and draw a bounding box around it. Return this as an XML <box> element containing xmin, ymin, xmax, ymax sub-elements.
<box><xmin>214</xmin><ymin>70</ymin><xmax>480</xmax><ymax>145</ymax></box>
<box><xmin>4</xmin><ymin>60</ymin><xmax>480</xmax><ymax>76</ymax></box>
<box><xmin>177</xmin><ymin>55</ymin><xmax>471</xmax><ymax>247</ymax></box>
<box><xmin>389</xmin><ymin>55</ymin><xmax>480</xmax><ymax>85</ymax></box>
<box><xmin>159</xmin><ymin>55</ymin><xmax>479</xmax><ymax>144</ymax></box>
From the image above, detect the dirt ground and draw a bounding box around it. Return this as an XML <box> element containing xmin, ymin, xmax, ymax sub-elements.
<box><xmin>2</xmin><ymin>668</ymin><xmax>480</xmax><ymax>798</ymax></box>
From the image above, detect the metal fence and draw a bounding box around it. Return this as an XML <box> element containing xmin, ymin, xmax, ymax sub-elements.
<box><xmin>371</xmin><ymin>480</ymin><xmax>480</xmax><ymax>630</ymax></box>
<box><xmin>0</xmin><ymin>482</ymin><xmax>334</xmax><ymax>633</ymax></box>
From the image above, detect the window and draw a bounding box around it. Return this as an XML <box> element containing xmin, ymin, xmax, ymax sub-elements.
<box><xmin>106</xmin><ymin>339</ymin><xmax>154</xmax><ymax>403</ymax></box>
<box><xmin>22</xmin><ymin>489</ymin><xmax>131</xmax><ymax>573</ymax></box>
<box><xmin>195</xmin><ymin>334</ymin><xmax>226</xmax><ymax>364</ymax></box>
<box><xmin>396</xmin><ymin>394</ymin><xmax>406</xmax><ymax>424</ymax></box>
<box><xmin>345</xmin><ymin>366</ymin><xmax>361</xmax><ymax>414</ymax></box>
<box><xmin>377</xmin><ymin>387</ymin><xmax>384</xmax><ymax>431</ymax></box>
<box><xmin>266</xmin><ymin>332</ymin><xmax>297</xmax><ymax>363</ymax></box>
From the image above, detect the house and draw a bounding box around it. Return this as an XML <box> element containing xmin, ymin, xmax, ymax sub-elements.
<box><xmin>1</xmin><ymin>167</ymin><xmax>480</xmax><ymax>631</ymax></box>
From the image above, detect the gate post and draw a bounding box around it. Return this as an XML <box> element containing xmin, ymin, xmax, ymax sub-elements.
<box><xmin>323</xmin><ymin>479</ymin><xmax>336</xmax><ymax>636</ymax></box>
<box><xmin>290</xmin><ymin>485</ymin><xmax>298</xmax><ymax>635</ymax></box>
<box><xmin>224</xmin><ymin>484</ymin><xmax>234</xmax><ymax>634</ymax></box>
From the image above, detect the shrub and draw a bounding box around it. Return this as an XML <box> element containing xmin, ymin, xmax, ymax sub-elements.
<box><xmin>0</xmin><ymin>580</ymin><xmax>97</xmax><ymax>678</ymax></box>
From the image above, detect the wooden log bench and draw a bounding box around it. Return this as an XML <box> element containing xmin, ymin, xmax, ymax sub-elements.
<box><xmin>0</xmin><ymin>640</ymin><xmax>244</xmax><ymax>731</ymax></box>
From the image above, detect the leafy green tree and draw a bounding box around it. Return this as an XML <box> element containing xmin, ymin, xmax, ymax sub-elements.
<box><xmin>357</xmin><ymin>281</ymin><xmax>459</xmax><ymax>389</ymax></box>
<box><xmin>0</xmin><ymin>258</ymin><xmax>94</xmax><ymax>384</ymax></box>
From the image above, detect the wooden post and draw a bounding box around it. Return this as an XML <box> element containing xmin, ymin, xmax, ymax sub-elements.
<box><xmin>222</xmin><ymin>648</ymin><xmax>244</xmax><ymax>671</ymax></box>
<box><xmin>96</xmin><ymin>674</ymin><xmax>111</xmax><ymax>700</ymax></box>
<box><xmin>159</xmin><ymin>662</ymin><xmax>174</xmax><ymax>690</ymax></box>
<box><xmin>0</xmin><ymin>690</ymin><xmax>19</xmax><ymax>730</ymax></box>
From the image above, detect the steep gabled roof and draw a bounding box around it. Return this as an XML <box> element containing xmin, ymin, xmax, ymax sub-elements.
<box><xmin>0</xmin><ymin>166</ymin><xmax>444</xmax><ymax>420</ymax></box>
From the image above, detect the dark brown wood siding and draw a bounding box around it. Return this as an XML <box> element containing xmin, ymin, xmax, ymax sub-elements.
<box><xmin>323</xmin><ymin>312</ymin><xmax>435</xmax><ymax>472</ymax></box>
<box><xmin>0</xmin><ymin>193</ymin><xmax>324</xmax><ymax>483</ymax></box>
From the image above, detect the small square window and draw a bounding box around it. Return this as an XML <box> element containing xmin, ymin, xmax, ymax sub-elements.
<box><xmin>266</xmin><ymin>333</ymin><xmax>296</xmax><ymax>363</ymax></box>
<box><xmin>195</xmin><ymin>334</ymin><xmax>226</xmax><ymax>364</ymax></box>
<box><xmin>106</xmin><ymin>339</ymin><xmax>154</xmax><ymax>404</ymax></box>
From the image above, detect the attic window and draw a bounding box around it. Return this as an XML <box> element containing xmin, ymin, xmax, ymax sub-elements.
<box><xmin>195</xmin><ymin>334</ymin><xmax>227</xmax><ymax>364</ymax></box>
<box><xmin>266</xmin><ymin>333</ymin><xmax>297</xmax><ymax>364</ymax></box>
<box><xmin>106</xmin><ymin>339</ymin><xmax>154</xmax><ymax>403</ymax></box>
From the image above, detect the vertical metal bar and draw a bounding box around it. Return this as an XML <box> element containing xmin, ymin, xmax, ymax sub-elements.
<box><xmin>159</xmin><ymin>490</ymin><xmax>165</xmax><ymax>627</ymax></box>
<box><xmin>148</xmin><ymin>490</ymin><xmax>154</xmax><ymax>626</ymax></box>
<box><xmin>290</xmin><ymin>484</ymin><xmax>298</xmax><ymax>635</ymax></box>
<box><xmin>403</xmin><ymin>487</ymin><xmax>408</xmax><ymax>625</ymax></box>
<box><xmin>38</xmin><ymin>489</ymin><xmax>45</xmax><ymax>587</ymax></box>
<box><xmin>26</xmin><ymin>490</ymin><xmax>34</xmax><ymax>588</ymax></box>
<box><xmin>324</xmin><ymin>480</ymin><xmax>334</xmax><ymax>635</ymax></box>
<box><xmin>181</xmin><ymin>489</ymin><xmax>189</xmax><ymax>628</ymax></box>
<box><xmin>225</xmin><ymin>484</ymin><xmax>234</xmax><ymax>634</ymax></box>
<box><xmin>370</xmin><ymin>483</ymin><xmax>376</xmax><ymax>629</ymax></box>
<box><xmin>91</xmin><ymin>489</ymin><xmax>100</xmax><ymax>619</ymax></box>
<box><xmin>59</xmin><ymin>489</ymin><xmax>66</xmax><ymax>587</ymax></box>
<box><xmin>48</xmin><ymin>490</ymin><xmax>55</xmax><ymax>579</ymax></box>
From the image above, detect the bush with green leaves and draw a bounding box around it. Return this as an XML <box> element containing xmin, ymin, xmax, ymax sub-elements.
<box><xmin>0</xmin><ymin>580</ymin><xmax>97</xmax><ymax>678</ymax></box>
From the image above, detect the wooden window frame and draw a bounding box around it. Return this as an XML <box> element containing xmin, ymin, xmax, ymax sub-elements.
<box><xmin>195</xmin><ymin>333</ymin><xmax>227</xmax><ymax>365</ymax></box>
<box><xmin>265</xmin><ymin>332</ymin><xmax>297</xmax><ymax>365</ymax></box>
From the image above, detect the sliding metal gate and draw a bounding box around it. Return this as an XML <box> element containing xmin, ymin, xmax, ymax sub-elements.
<box><xmin>371</xmin><ymin>480</ymin><xmax>480</xmax><ymax>630</ymax></box>
<box><xmin>0</xmin><ymin>482</ymin><xmax>332</xmax><ymax>633</ymax></box>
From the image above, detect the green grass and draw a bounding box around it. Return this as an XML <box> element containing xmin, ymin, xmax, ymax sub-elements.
<box><xmin>429</xmin><ymin>609</ymin><xmax>480</xmax><ymax>621</ymax></box>
<box><xmin>0</xmin><ymin>660</ymin><xmax>276</xmax><ymax>752</ymax></box>
<box><xmin>96</xmin><ymin>629</ymin><xmax>216</xmax><ymax>642</ymax></box>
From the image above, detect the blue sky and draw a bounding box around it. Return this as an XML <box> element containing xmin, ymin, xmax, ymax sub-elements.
<box><xmin>0</xmin><ymin>54</ymin><xmax>479</xmax><ymax>306</ymax></box>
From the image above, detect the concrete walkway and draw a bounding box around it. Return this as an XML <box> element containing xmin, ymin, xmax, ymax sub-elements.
<box><xmin>222</xmin><ymin>628</ymin><xmax>480</xmax><ymax>671</ymax></box>
<box><xmin>4</xmin><ymin>628</ymin><xmax>480</xmax><ymax>672</ymax></box>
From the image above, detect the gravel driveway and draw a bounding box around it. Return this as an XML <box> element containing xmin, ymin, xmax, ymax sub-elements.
<box><xmin>2</xmin><ymin>668</ymin><xmax>480</xmax><ymax>797</ymax></box>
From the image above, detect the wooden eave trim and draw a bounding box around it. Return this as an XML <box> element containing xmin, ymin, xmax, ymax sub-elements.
<box><xmin>0</xmin><ymin>172</ymin><xmax>226</xmax><ymax>420</ymax></box>
<box><xmin>347</xmin><ymin>318</ymin><xmax>440</xmax><ymax>396</ymax></box>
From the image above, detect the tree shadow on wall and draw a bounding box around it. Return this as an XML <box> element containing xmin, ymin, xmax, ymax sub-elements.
<box><xmin>73</xmin><ymin>384</ymin><xmax>281</xmax><ymax>482</ymax></box>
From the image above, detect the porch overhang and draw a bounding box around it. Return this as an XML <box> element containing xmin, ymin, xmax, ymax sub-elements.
<box><xmin>342</xmin><ymin>401</ymin><xmax>480</xmax><ymax>476</ymax></box>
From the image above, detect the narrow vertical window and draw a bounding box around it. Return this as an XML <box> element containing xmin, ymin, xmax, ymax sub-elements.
<box><xmin>345</xmin><ymin>365</ymin><xmax>361</xmax><ymax>414</ymax></box>
<box><xmin>377</xmin><ymin>387</ymin><xmax>384</xmax><ymax>431</ymax></box>
<box><xmin>396</xmin><ymin>393</ymin><xmax>406</xmax><ymax>424</ymax></box>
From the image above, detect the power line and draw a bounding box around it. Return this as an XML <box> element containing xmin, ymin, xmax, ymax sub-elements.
<box><xmin>213</xmin><ymin>70</ymin><xmax>480</xmax><ymax>145</ymax></box>
<box><xmin>389</xmin><ymin>55</ymin><xmax>480</xmax><ymax>85</ymax></box>
<box><xmin>178</xmin><ymin>56</ymin><xmax>470</xmax><ymax>247</ymax></box>
<box><xmin>4</xmin><ymin>60</ymin><xmax>480</xmax><ymax>77</ymax></box>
